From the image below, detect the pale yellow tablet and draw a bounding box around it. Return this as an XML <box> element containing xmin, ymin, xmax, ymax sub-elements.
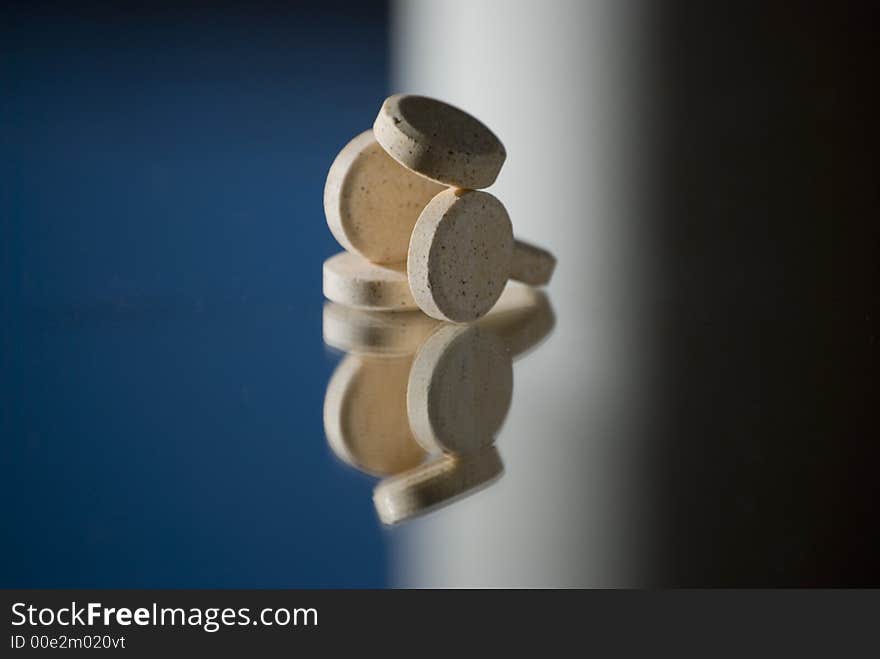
<box><xmin>323</xmin><ymin>251</ymin><xmax>416</xmax><ymax>311</ymax></box>
<box><xmin>324</xmin><ymin>130</ymin><xmax>444</xmax><ymax>264</ymax></box>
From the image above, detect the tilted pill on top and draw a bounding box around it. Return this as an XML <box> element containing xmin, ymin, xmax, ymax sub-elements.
<box><xmin>373</xmin><ymin>94</ymin><xmax>506</xmax><ymax>189</ymax></box>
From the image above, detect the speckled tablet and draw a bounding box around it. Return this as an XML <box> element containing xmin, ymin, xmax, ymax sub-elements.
<box><xmin>408</xmin><ymin>189</ymin><xmax>556</xmax><ymax>322</ymax></box>
<box><xmin>374</xmin><ymin>94</ymin><xmax>506</xmax><ymax>189</ymax></box>
<box><xmin>407</xmin><ymin>189</ymin><xmax>514</xmax><ymax>323</ymax></box>
<box><xmin>323</xmin><ymin>251</ymin><xmax>416</xmax><ymax>311</ymax></box>
<box><xmin>324</xmin><ymin>130</ymin><xmax>445</xmax><ymax>264</ymax></box>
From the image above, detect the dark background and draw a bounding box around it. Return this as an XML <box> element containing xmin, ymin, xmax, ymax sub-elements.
<box><xmin>2</xmin><ymin>0</ymin><xmax>391</xmax><ymax>587</ymax></box>
<box><xmin>646</xmin><ymin>3</ymin><xmax>878</xmax><ymax>585</ymax></box>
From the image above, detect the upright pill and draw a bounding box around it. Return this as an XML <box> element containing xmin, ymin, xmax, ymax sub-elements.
<box><xmin>324</xmin><ymin>130</ymin><xmax>445</xmax><ymax>264</ymax></box>
<box><xmin>407</xmin><ymin>189</ymin><xmax>556</xmax><ymax>323</ymax></box>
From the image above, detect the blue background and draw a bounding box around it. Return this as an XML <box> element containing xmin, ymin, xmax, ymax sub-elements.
<box><xmin>1</xmin><ymin>1</ymin><xmax>391</xmax><ymax>587</ymax></box>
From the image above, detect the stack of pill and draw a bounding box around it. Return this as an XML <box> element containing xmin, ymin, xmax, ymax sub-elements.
<box><xmin>323</xmin><ymin>94</ymin><xmax>556</xmax><ymax>323</ymax></box>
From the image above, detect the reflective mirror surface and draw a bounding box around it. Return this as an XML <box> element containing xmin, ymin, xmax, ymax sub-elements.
<box><xmin>323</xmin><ymin>285</ymin><xmax>555</xmax><ymax>525</ymax></box>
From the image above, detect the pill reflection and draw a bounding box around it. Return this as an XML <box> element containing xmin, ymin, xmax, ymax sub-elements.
<box><xmin>322</xmin><ymin>284</ymin><xmax>555</xmax><ymax>525</ymax></box>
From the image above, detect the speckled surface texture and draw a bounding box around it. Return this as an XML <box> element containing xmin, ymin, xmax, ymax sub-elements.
<box><xmin>408</xmin><ymin>189</ymin><xmax>514</xmax><ymax>323</ymax></box>
<box><xmin>324</xmin><ymin>130</ymin><xmax>445</xmax><ymax>264</ymax></box>
<box><xmin>323</xmin><ymin>251</ymin><xmax>416</xmax><ymax>310</ymax></box>
<box><xmin>374</xmin><ymin>94</ymin><xmax>506</xmax><ymax>189</ymax></box>
<box><xmin>372</xmin><ymin>447</ymin><xmax>504</xmax><ymax>526</ymax></box>
<box><xmin>324</xmin><ymin>354</ymin><xmax>426</xmax><ymax>477</ymax></box>
<box><xmin>407</xmin><ymin>324</ymin><xmax>513</xmax><ymax>455</ymax></box>
<box><xmin>324</xmin><ymin>97</ymin><xmax>555</xmax><ymax>323</ymax></box>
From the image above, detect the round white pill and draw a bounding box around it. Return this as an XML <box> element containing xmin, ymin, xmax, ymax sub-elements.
<box><xmin>408</xmin><ymin>189</ymin><xmax>557</xmax><ymax>322</ymax></box>
<box><xmin>408</xmin><ymin>189</ymin><xmax>514</xmax><ymax>323</ymax></box>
